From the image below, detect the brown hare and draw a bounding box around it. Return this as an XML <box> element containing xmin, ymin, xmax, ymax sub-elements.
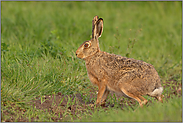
<box><xmin>76</xmin><ymin>15</ymin><xmax>163</xmax><ymax>107</ymax></box>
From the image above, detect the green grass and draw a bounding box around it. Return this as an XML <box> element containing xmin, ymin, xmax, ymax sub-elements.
<box><xmin>80</xmin><ymin>96</ymin><xmax>182</xmax><ymax>122</ymax></box>
<box><xmin>1</xmin><ymin>1</ymin><xmax>182</xmax><ymax>122</ymax></box>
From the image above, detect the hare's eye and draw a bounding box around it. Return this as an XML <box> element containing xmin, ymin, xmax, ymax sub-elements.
<box><xmin>84</xmin><ymin>43</ymin><xmax>89</xmax><ymax>48</ymax></box>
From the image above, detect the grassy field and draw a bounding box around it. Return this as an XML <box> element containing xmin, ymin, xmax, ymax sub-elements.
<box><xmin>1</xmin><ymin>1</ymin><xmax>182</xmax><ymax>122</ymax></box>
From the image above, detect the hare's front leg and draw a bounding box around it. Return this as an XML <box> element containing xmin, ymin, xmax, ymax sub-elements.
<box><xmin>96</xmin><ymin>82</ymin><xmax>107</xmax><ymax>105</ymax></box>
<box><xmin>96</xmin><ymin>82</ymin><xmax>108</xmax><ymax>105</ymax></box>
<box><xmin>101</xmin><ymin>89</ymin><xmax>110</xmax><ymax>104</ymax></box>
<box><xmin>88</xmin><ymin>73</ymin><xmax>107</xmax><ymax>105</ymax></box>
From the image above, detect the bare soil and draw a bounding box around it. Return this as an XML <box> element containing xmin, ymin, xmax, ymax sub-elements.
<box><xmin>1</xmin><ymin>80</ymin><xmax>182</xmax><ymax>122</ymax></box>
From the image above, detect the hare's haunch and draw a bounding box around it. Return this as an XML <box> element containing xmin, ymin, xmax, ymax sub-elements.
<box><xmin>76</xmin><ymin>15</ymin><xmax>163</xmax><ymax>107</ymax></box>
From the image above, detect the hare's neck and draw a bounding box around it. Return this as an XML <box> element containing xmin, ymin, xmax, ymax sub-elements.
<box><xmin>84</xmin><ymin>50</ymin><xmax>101</xmax><ymax>63</ymax></box>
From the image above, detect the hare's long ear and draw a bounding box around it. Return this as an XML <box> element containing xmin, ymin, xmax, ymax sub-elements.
<box><xmin>96</xmin><ymin>18</ymin><xmax>103</xmax><ymax>38</ymax></box>
<box><xmin>92</xmin><ymin>16</ymin><xmax>103</xmax><ymax>39</ymax></box>
<box><xmin>92</xmin><ymin>16</ymin><xmax>99</xmax><ymax>38</ymax></box>
<box><xmin>92</xmin><ymin>16</ymin><xmax>98</xmax><ymax>29</ymax></box>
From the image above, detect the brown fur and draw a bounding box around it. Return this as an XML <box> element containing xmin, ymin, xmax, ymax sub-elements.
<box><xmin>76</xmin><ymin>15</ymin><xmax>163</xmax><ymax>107</ymax></box>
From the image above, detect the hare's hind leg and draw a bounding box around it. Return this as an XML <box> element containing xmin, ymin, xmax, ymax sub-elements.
<box><xmin>120</xmin><ymin>87</ymin><xmax>144</xmax><ymax>107</ymax></box>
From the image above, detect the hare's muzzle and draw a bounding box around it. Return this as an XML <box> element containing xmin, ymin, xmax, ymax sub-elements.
<box><xmin>75</xmin><ymin>49</ymin><xmax>83</xmax><ymax>59</ymax></box>
<box><xmin>75</xmin><ymin>53</ymin><xmax>78</xmax><ymax>57</ymax></box>
<box><xmin>75</xmin><ymin>53</ymin><xmax>83</xmax><ymax>59</ymax></box>
<box><xmin>75</xmin><ymin>50</ymin><xmax>79</xmax><ymax>57</ymax></box>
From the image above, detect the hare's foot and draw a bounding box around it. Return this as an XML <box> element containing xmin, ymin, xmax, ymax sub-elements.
<box><xmin>88</xmin><ymin>103</ymin><xmax>95</xmax><ymax>107</ymax></box>
<box><xmin>88</xmin><ymin>103</ymin><xmax>100</xmax><ymax>108</ymax></box>
<box><xmin>138</xmin><ymin>95</ymin><xmax>148</xmax><ymax>105</ymax></box>
<box><xmin>155</xmin><ymin>95</ymin><xmax>164</xmax><ymax>103</ymax></box>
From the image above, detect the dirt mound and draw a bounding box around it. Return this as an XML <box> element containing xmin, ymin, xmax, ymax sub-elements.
<box><xmin>32</xmin><ymin>92</ymin><xmax>89</xmax><ymax>121</ymax></box>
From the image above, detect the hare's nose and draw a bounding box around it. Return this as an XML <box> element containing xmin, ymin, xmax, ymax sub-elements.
<box><xmin>76</xmin><ymin>53</ymin><xmax>78</xmax><ymax>56</ymax></box>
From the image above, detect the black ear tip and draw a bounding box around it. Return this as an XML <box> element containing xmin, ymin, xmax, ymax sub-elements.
<box><xmin>98</xmin><ymin>18</ymin><xmax>103</xmax><ymax>21</ymax></box>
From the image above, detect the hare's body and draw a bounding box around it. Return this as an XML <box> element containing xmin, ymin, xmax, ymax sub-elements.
<box><xmin>85</xmin><ymin>51</ymin><xmax>163</xmax><ymax>105</ymax></box>
<box><xmin>85</xmin><ymin>51</ymin><xmax>161</xmax><ymax>94</ymax></box>
<box><xmin>76</xmin><ymin>16</ymin><xmax>163</xmax><ymax>107</ymax></box>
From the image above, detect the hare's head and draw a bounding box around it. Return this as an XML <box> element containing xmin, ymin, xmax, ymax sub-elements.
<box><xmin>76</xmin><ymin>16</ymin><xmax>103</xmax><ymax>59</ymax></box>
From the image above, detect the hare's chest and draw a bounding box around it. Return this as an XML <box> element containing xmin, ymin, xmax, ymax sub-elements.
<box><xmin>85</xmin><ymin>60</ymin><xmax>105</xmax><ymax>81</ymax></box>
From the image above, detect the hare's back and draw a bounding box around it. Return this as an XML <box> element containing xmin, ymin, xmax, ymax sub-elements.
<box><xmin>101</xmin><ymin>52</ymin><xmax>155</xmax><ymax>70</ymax></box>
<box><xmin>99</xmin><ymin>52</ymin><xmax>161</xmax><ymax>95</ymax></box>
<box><xmin>100</xmin><ymin>52</ymin><xmax>160</xmax><ymax>82</ymax></box>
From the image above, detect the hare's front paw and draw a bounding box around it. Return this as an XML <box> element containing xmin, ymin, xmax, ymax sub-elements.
<box><xmin>88</xmin><ymin>103</ymin><xmax>95</xmax><ymax>107</ymax></box>
<box><xmin>88</xmin><ymin>102</ymin><xmax>106</xmax><ymax>108</ymax></box>
<box><xmin>88</xmin><ymin>103</ymin><xmax>100</xmax><ymax>108</ymax></box>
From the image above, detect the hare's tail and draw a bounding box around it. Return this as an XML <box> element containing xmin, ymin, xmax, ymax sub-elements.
<box><xmin>148</xmin><ymin>87</ymin><xmax>163</xmax><ymax>97</ymax></box>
